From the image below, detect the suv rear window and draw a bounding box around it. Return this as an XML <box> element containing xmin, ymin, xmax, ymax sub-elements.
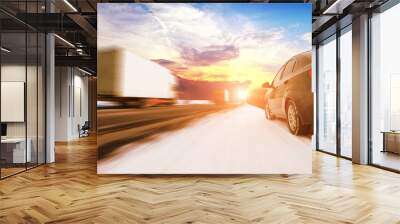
<box><xmin>282</xmin><ymin>59</ymin><xmax>296</xmax><ymax>79</ymax></box>
<box><xmin>272</xmin><ymin>65</ymin><xmax>285</xmax><ymax>87</ymax></box>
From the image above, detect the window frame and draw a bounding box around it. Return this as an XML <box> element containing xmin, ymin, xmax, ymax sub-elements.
<box><xmin>272</xmin><ymin>64</ymin><xmax>286</xmax><ymax>87</ymax></box>
<box><xmin>281</xmin><ymin>59</ymin><xmax>296</xmax><ymax>80</ymax></box>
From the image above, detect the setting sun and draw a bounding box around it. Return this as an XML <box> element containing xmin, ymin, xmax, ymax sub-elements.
<box><xmin>237</xmin><ymin>89</ymin><xmax>248</xmax><ymax>101</ymax></box>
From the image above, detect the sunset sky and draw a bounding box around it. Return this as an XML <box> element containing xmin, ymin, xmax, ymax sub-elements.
<box><xmin>98</xmin><ymin>3</ymin><xmax>311</xmax><ymax>88</ymax></box>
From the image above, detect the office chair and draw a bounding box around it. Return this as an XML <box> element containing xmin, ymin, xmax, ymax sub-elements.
<box><xmin>79</xmin><ymin>121</ymin><xmax>90</xmax><ymax>138</ymax></box>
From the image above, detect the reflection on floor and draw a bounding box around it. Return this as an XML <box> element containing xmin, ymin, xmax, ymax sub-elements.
<box><xmin>0</xmin><ymin>167</ymin><xmax>25</xmax><ymax>178</ymax></box>
<box><xmin>0</xmin><ymin>162</ymin><xmax>43</xmax><ymax>179</ymax></box>
<box><xmin>373</xmin><ymin>150</ymin><xmax>400</xmax><ymax>170</ymax></box>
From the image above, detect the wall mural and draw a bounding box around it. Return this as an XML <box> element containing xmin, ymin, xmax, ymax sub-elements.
<box><xmin>97</xmin><ymin>3</ymin><xmax>312</xmax><ymax>174</ymax></box>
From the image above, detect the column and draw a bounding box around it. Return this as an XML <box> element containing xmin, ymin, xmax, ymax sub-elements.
<box><xmin>352</xmin><ymin>14</ymin><xmax>369</xmax><ymax>164</ymax></box>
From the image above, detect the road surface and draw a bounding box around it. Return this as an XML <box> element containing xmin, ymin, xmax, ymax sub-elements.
<box><xmin>97</xmin><ymin>104</ymin><xmax>235</xmax><ymax>157</ymax></box>
<box><xmin>97</xmin><ymin>104</ymin><xmax>311</xmax><ymax>174</ymax></box>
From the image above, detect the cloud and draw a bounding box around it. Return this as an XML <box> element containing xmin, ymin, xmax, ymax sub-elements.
<box><xmin>180</xmin><ymin>45</ymin><xmax>240</xmax><ymax>66</ymax></box>
<box><xmin>152</xmin><ymin>58</ymin><xmax>231</xmax><ymax>81</ymax></box>
<box><xmin>206</xmin><ymin>74</ymin><xmax>230</xmax><ymax>80</ymax></box>
<box><xmin>301</xmin><ymin>32</ymin><xmax>311</xmax><ymax>43</ymax></box>
<box><xmin>152</xmin><ymin>59</ymin><xmax>189</xmax><ymax>77</ymax></box>
<box><xmin>152</xmin><ymin>59</ymin><xmax>177</xmax><ymax>66</ymax></box>
<box><xmin>263</xmin><ymin>63</ymin><xmax>281</xmax><ymax>74</ymax></box>
<box><xmin>147</xmin><ymin>4</ymin><xmax>224</xmax><ymax>46</ymax></box>
<box><xmin>188</xmin><ymin>72</ymin><xmax>207</xmax><ymax>79</ymax></box>
<box><xmin>186</xmin><ymin>72</ymin><xmax>230</xmax><ymax>81</ymax></box>
<box><xmin>234</xmin><ymin>30</ymin><xmax>284</xmax><ymax>47</ymax></box>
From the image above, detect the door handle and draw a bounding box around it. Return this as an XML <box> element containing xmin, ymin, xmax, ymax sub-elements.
<box><xmin>283</xmin><ymin>80</ymin><xmax>288</xmax><ymax>84</ymax></box>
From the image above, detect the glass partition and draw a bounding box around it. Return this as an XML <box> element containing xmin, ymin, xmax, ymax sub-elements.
<box><xmin>317</xmin><ymin>35</ymin><xmax>337</xmax><ymax>154</ymax></box>
<box><xmin>37</xmin><ymin>32</ymin><xmax>45</xmax><ymax>165</ymax></box>
<box><xmin>27</xmin><ymin>31</ymin><xmax>38</xmax><ymax>169</ymax></box>
<box><xmin>370</xmin><ymin>3</ymin><xmax>400</xmax><ymax>171</ymax></box>
<box><xmin>0</xmin><ymin>2</ymin><xmax>46</xmax><ymax>179</ymax></box>
<box><xmin>1</xmin><ymin>31</ymin><xmax>28</xmax><ymax>177</ymax></box>
<box><xmin>339</xmin><ymin>26</ymin><xmax>352</xmax><ymax>158</ymax></box>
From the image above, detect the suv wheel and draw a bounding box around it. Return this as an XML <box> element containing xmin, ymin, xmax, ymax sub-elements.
<box><xmin>286</xmin><ymin>100</ymin><xmax>304</xmax><ymax>135</ymax></box>
<box><xmin>264</xmin><ymin>102</ymin><xmax>275</xmax><ymax>120</ymax></box>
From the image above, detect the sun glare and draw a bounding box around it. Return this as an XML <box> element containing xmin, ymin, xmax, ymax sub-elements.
<box><xmin>237</xmin><ymin>89</ymin><xmax>248</xmax><ymax>101</ymax></box>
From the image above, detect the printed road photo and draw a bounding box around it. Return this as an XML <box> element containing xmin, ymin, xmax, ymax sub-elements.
<box><xmin>97</xmin><ymin>3</ymin><xmax>312</xmax><ymax>174</ymax></box>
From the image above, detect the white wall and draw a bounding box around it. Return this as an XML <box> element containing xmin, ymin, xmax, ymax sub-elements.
<box><xmin>71</xmin><ymin>73</ymin><xmax>89</xmax><ymax>138</ymax></box>
<box><xmin>55</xmin><ymin>67</ymin><xmax>89</xmax><ymax>141</ymax></box>
<box><xmin>55</xmin><ymin>67</ymin><xmax>70</xmax><ymax>141</ymax></box>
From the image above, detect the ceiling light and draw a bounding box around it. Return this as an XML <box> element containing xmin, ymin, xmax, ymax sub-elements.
<box><xmin>63</xmin><ymin>0</ymin><xmax>78</xmax><ymax>12</ymax></box>
<box><xmin>78</xmin><ymin>67</ymin><xmax>93</xmax><ymax>76</ymax></box>
<box><xmin>54</xmin><ymin>34</ymin><xmax>75</xmax><ymax>48</ymax></box>
<box><xmin>323</xmin><ymin>0</ymin><xmax>355</xmax><ymax>15</ymax></box>
<box><xmin>76</xmin><ymin>48</ymin><xmax>84</xmax><ymax>55</ymax></box>
<box><xmin>1</xmin><ymin>47</ymin><xmax>11</xmax><ymax>53</ymax></box>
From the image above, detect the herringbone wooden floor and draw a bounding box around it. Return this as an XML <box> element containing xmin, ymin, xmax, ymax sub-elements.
<box><xmin>1</xmin><ymin>136</ymin><xmax>400</xmax><ymax>224</ymax></box>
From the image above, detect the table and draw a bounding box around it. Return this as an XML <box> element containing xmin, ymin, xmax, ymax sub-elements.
<box><xmin>1</xmin><ymin>138</ymin><xmax>31</xmax><ymax>164</ymax></box>
<box><xmin>381</xmin><ymin>131</ymin><xmax>400</xmax><ymax>154</ymax></box>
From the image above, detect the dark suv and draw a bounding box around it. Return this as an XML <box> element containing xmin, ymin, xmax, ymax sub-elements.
<box><xmin>262</xmin><ymin>51</ymin><xmax>312</xmax><ymax>135</ymax></box>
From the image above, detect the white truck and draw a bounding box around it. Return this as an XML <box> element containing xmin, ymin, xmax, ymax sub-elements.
<box><xmin>98</xmin><ymin>48</ymin><xmax>177</xmax><ymax>107</ymax></box>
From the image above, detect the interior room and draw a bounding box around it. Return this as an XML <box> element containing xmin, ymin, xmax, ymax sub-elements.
<box><xmin>370</xmin><ymin>2</ymin><xmax>400</xmax><ymax>170</ymax></box>
<box><xmin>0</xmin><ymin>0</ymin><xmax>400</xmax><ymax>223</ymax></box>
<box><xmin>0</xmin><ymin>17</ymin><xmax>46</xmax><ymax>178</ymax></box>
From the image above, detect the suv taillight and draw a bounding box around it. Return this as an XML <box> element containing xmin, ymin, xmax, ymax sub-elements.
<box><xmin>308</xmin><ymin>69</ymin><xmax>312</xmax><ymax>79</ymax></box>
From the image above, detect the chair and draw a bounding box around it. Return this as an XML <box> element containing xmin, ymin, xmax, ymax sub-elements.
<box><xmin>79</xmin><ymin>121</ymin><xmax>90</xmax><ymax>138</ymax></box>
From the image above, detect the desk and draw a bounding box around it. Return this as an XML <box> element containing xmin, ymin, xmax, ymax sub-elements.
<box><xmin>1</xmin><ymin>138</ymin><xmax>31</xmax><ymax>163</ymax></box>
<box><xmin>381</xmin><ymin>131</ymin><xmax>400</xmax><ymax>155</ymax></box>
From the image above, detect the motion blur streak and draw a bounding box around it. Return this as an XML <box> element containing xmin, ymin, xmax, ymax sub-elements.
<box><xmin>97</xmin><ymin>104</ymin><xmax>236</xmax><ymax>158</ymax></box>
<box><xmin>98</xmin><ymin>104</ymin><xmax>311</xmax><ymax>174</ymax></box>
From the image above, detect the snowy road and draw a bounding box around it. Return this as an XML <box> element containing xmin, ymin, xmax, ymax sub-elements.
<box><xmin>97</xmin><ymin>104</ymin><xmax>312</xmax><ymax>174</ymax></box>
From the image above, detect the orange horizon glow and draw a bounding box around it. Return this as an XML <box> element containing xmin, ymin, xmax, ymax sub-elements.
<box><xmin>155</xmin><ymin>57</ymin><xmax>277</xmax><ymax>89</ymax></box>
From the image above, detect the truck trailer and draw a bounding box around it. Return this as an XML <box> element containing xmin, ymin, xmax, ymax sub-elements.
<box><xmin>98</xmin><ymin>48</ymin><xmax>177</xmax><ymax>107</ymax></box>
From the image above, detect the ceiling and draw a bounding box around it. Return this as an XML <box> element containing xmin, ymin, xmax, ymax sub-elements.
<box><xmin>0</xmin><ymin>0</ymin><xmax>392</xmax><ymax>74</ymax></box>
